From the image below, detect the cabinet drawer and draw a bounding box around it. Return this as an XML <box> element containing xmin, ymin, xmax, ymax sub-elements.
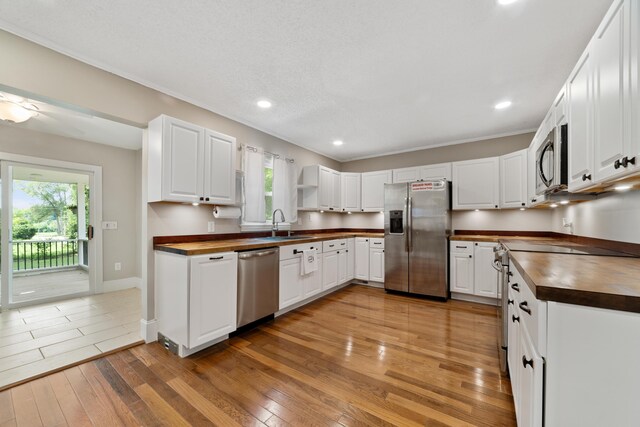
<box><xmin>323</xmin><ymin>239</ymin><xmax>347</xmax><ymax>253</ymax></box>
<box><xmin>369</xmin><ymin>238</ymin><xmax>384</xmax><ymax>249</ymax></box>
<box><xmin>280</xmin><ymin>242</ymin><xmax>321</xmax><ymax>261</ymax></box>
<box><xmin>450</xmin><ymin>241</ymin><xmax>473</xmax><ymax>254</ymax></box>
<box><xmin>518</xmin><ymin>272</ymin><xmax>547</xmax><ymax>357</ymax></box>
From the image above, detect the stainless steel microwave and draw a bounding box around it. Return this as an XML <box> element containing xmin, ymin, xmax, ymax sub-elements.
<box><xmin>535</xmin><ymin>124</ymin><xmax>568</xmax><ymax>195</ymax></box>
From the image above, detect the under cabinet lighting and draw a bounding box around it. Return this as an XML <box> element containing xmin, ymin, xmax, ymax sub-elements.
<box><xmin>474</xmin><ymin>209</ymin><xmax>480</xmax><ymax>212</ymax></box>
<box><xmin>615</xmin><ymin>184</ymin><xmax>632</xmax><ymax>191</ymax></box>
<box><xmin>379</xmin><ymin>211</ymin><xmax>384</xmax><ymax>214</ymax></box>
<box><xmin>192</xmin><ymin>202</ymin><xmax>200</xmax><ymax>206</ymax></box>
<box><xmin>320</xmin><ymin>210</ymin><xmax>324</xmax><ymax>213</ymax></box>
<box><xmin>347</xmin><ymin>211</ymin><xmax>352</xmax><ymax>214</ymax></box>
<box><xmin>520</xmin><ymin>208</ymin><xmax>525</xmax><ymax>211</ymax></box>
<box><xmin>550</xmin><ymin>203</ymin><xmax>558</xmax><ymax>208</ymax></box>
<box><xmin>560</xmin><ymin>200</ymin><xmax>569</xmax><ymax>205</ymax></box>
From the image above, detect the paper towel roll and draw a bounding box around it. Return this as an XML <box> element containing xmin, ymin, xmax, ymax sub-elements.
<box><xmin>213</xmin><ymin>206</ymin><xmax>242</xmax><ymax>219</ymax></box>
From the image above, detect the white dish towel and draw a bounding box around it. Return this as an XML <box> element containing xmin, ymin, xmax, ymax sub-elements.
<box><xmin>301</xmin><ymin>249</ymin><xmax>318</xmax><ymax>275</ymax></box>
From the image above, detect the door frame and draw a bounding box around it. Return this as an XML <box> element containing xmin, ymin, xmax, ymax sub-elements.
<box><xmin>0</xmin><ymin>151</ymin><xmax>103</xmax><ymax>310</ymax></box>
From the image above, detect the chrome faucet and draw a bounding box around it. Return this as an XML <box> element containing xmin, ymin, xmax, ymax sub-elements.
<box><xmin>272</xmin><ymin>209</ymin><xmax>286</xmax><ymax>237</ymax></box>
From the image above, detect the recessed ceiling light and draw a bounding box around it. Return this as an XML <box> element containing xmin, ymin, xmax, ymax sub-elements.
<box><xmin>615</xmin><ymin>184</ymin><xmax>632</xmax><ymax>191</ymax></box>
<box><xmin>498</xmin><ymin>0</ymin><xmax>519</xmax><ymax>5</ymax></box>
<box><xmin>333</xmin><ymin>140</ymin><xmax>344</xmax><ymax>146</ymax></box>
<box><xmin>257</xmin><ymin>100</ymin><xmax>272</xmax><ymax>109</ymax></box>
<box><xmin>494</xmin><ymin>101</ymin><xmax>512</xmax><ymax>110</ymax></box>
<box><xmin>550</xmin><ymin>203</ymin><xmax>558</xmax><ymax>208</ymax></box>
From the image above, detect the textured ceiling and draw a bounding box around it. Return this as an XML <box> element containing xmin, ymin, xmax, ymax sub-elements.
<box><xmin>0</xmin><ymin>0</ymin><xmax>612</xmax><ymax>161</ymax></box>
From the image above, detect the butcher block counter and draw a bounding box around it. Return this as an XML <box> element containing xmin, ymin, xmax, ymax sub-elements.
<box><xmin>154</xmin><ymin>232</ymin><xmax>383</xmax><ymax>256</ymax></box>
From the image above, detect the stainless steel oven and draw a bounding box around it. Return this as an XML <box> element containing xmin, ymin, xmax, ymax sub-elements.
<box><xmin>493</xmin><ymin>244</ymin><xmax>509</xmax><ymax>375</ymax></box>
<box><xmin>535</xmin><ymin>124</ymin><xmax>568</xmax><ymax>195</ymax></box>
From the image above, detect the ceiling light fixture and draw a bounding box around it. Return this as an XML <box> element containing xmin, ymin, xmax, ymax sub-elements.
<box><xmin>257</xmin><ymin>100</ymin><xmax>272</xmax><ymax>109</ymax></box>
<box><xmin>333</xmin><ymin>140</ymin><xmax>344</xmax><ymax>146</ymax></box>
<box><xmin>494</xmin><ymin>100</ymin><xmax>512</xmax><ymax>110</ymax></box>
<box><xmin>0</xmin><ymin>100</ymin><xmax>38</xmax><ymax>123</ymax></box>
<box><xmin>614</xmin><ymin>184</ymin><xmax>632</xmax><ymax>191</ymax></box>
<box><xmin>498</xmin><ymin>0</ymin><xmax>519</xmax><ymax>5</ymax></box>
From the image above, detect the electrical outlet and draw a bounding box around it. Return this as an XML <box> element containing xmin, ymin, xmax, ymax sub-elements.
<box><xmin>114</xmin><ymin>262</ymin><xmax>121</xmax><ymax>271</ymax></box>
<box><xmin>207</xmin><ymin>221</ymin><xmax>215</xmax><ymax>232</ymax></box>
<box><xmin>297</xmin><ymin>218</ymin><xmax>302</xmax><ymax>225</ymax></box>
<box><xmin>102</xmin><ymin>221</ymin><xmax>118</xmax><ymax>230</ymax></box>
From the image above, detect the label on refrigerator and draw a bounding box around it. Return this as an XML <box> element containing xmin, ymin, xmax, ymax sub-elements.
<box><xmin>411</xmin><ymin>181</ymin><xmax>443</xmax><ymax>191</ymax></box>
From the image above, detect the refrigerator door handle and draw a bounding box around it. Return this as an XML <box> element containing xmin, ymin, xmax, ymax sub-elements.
<box><xmin>407</xmin><ymin>196</ymin><xmax>413</xmax><ymax>252</ymax></box>
<box><xmin>404</xmin><ymin>197</ymin><xmax>409</xmax><ymax>252</ymax></box>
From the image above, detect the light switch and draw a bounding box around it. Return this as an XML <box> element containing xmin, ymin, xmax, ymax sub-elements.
<box><xmin>208</xmin><ymin>221</ymin><xmax>215</xmax><ymax>232</ymax></box>
<box><xmin>102</xmin><ymin>221</ymin><xmax>117</xmax><ymax>230</ymax></box>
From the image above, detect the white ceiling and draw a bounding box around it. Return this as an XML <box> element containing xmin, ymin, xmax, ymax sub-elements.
<box><xmin>0</xmin><ymin>91</ymin><xmax>143</xmax><ymax>150</ymax></box>
<box><xmin>0</xmin><ymin>0</ymin><xmax>612</xmax><ymax>161</ymax></box>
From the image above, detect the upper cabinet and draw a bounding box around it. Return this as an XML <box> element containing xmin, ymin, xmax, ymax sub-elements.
<box><xmin>361</xmin><ymin>170</ymin><xmax>392</xmax><ymax>212</ymax></box>
<box><xmin>299</xmin><ymin>165</ymin><xmax>341</xmax><ymax>211</ymax></box>
<box><xmin>341</xmin><ymin>173</ymin><xmax>361</xmax><ymax>212</ymax></box>
<box><xmin>392</xmin><ymin>163</ymin><xmax>452</xmax><ymax>183</ymax></box>
<box><xmin>148</xmin><ymin>115</ymin><xmax>236</xmax><ymax>205</ymax></box>
<box><xmin>452</xmin><ymin>157</ymin><xmax>500</xmax><ymax>210</ymax></box>
<box><xmin>500</xmin><ymin>149</ymin><xmax>528</xmax><ymax>208</ymax></box>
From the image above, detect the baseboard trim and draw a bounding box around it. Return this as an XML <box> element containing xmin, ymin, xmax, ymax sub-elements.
<box><xmin>140</xmin><ymin>318</ymin><xmax>158</xmax><ymax>343</ymax></box>
<box><xmin>451</xmin><ymin>292</ymin><xmax>499</xmax><ymax>306</ymax></box>
<box><xmin>103</xmin><ymin>277</ymin><xmax>142</xmax><ymax>292</ymax></box>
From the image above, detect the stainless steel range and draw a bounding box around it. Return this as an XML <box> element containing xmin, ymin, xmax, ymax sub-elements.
<box><xmin>493</xmin><ymin>243</ymin><xmax>510</xmax><ymax>375</ymax></box>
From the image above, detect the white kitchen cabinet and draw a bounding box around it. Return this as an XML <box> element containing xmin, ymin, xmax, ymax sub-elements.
<box><xmin>500</xmin><ymin>149</ymin><xmax>528</xmax><ymax>209</ymax></box>
<box><xmin>452</xmin><ymin>157</ymin><xmax>500</xmax><ymax>210</ymax></box>
<box><xmin>322</xmin><ymin>251</ymin><xmax>339</xmax><ymax>290</ymax></box>
<box><xmin>507</xmin><ymin>291</ymin><xmax>521</xmax><ymax>417</ymax></box>
<box><xmin>369</xmin><ymin>248</ymin><xmax>385</xmax><ymax>282</ymax></box>
<box><xmin>554</xmin><ymin>86</ymin><xmax>568</xmax><ymax>126</ymax></box>
<box><xmin>279</xmin><ymin>257</ymin><xmax>305</xmax><ymax>309</ymax></box>
<box><xmin>420</xmin><ymin>163</ymin><xmax>452</xmax><ymax>181</ymax></box>
<box><xmin>355</xmin><ymin>237</ymin><xmax>370</xmax><ymax>280</ymax></box>
<box><xmin>450</xmin><ymin>251</ymin><xmax>474</xmax><ymax>294</ymax></box>
<box><xmin>361</xmin><ymin>170</ymin><xmax>392</xmax><ymax>212</ymax></box>
<box><xmin>567</xmin><ymin>49</ymin><xmax>596</xmax><ymax>192</ymax></box>
<box><xmin>392</xmin><ymin>167</ymin><xmax>421</xmax><ymax>183</ymax></box>
<box><xmin>148</xmin><ymin>115</ymin><xmax>236</xmax><ymax>205</ymax></box>
<box><xmin>518</xmin><ymin>327</ymin><xmax>544</xmax><ymax>427</ymax></box>
<box><xmin>473</xmin><ymin>242</ymin><xmax>498</xmax><ymax>298</ymax></box>
<box><xmin>300</xmin><ymin>165</ymin><xmax>341</xmax><ymax>211</ymax></box>
<box><xmin>347</xmin><ymin>238</ymin><xmax>355</xmax><ymax>280</ymax></box>
<box><xmin>155</xmin><ymin>251</ymin><xmax>237</xmax><ymax>357</ymax></box>
<box><xmin>593</xmin><ymin>0</ymin><xmax>635</xmax><ymax>183</ymax></box>
<box><xmin>341</xmin><ymin>173</ymin><xmax>361</xmax><ymax>212</ymax></box>
<box><xmin>338</xmin><ymin>249</ymin><xmax>348</xmax><ymax>284</ymax></box>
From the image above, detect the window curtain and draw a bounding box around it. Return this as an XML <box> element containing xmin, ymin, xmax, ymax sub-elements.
<box><xmin>272</xmin><ymin>157</ymin><xmax>298</xmax><ymax>223</ymax></box>
<box><xmin>242</xmin><ymin>147</ymin><xmax>265</xmax><ymax>223</ymax></box>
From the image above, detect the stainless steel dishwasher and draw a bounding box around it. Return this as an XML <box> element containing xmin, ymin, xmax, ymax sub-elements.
<box><xmin>237</xmin><ymin>247</ymin><xmax>279</xmax><ymax>328</ymax></box>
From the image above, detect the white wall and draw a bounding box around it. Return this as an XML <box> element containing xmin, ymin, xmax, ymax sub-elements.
<box><xmin>551</xmin><ymin>191</ymin><xmax>640</xmax><ymax>244</ymax></box>
<box><xmin>452</xmin><ymin>209</ymin><xmax>553</xmax><ymax>233</ymax></box>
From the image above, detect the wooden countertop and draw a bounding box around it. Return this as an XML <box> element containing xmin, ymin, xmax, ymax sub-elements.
<box><xmin>504</xmin><ymin>240</ymin><xmax>640</xmax><ymax>313</ymax></box>
<box><xmin>450</xmin><ymin>235</ymin><xmax>557</xmax><ymax>243</ymax></box>
<box><xmin>154</xmin><ymin>232</ymin><xmax>384</xmax><ymax>256</ymax></box>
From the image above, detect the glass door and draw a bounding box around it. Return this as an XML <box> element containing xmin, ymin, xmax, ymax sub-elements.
<box><xmin>0</xmin><ymin>161</ymin><xmax>96</xmax><ymax>308</ymax></box>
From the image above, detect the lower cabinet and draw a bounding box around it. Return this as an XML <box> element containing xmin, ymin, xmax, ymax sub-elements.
<box><xmin>155</xmin><ymin>251</ymin><xmax>237</xmax><ymax>357</ymax></box>
<box><xmin>355</xmin><ymin>237</ymin><xmax>370</xmax><ymax>280</ymax></box>
<box><xmin>369</xmin><ymin>248</ymin><xmax>385</xmax><ymax>282</ymax></box>
<box><xmin>347</xmin><ymin>238</ymin><xmax>355</xmax><ymax>280</ymax></box>
<box><xmin>450</xmin><ymin>240</ymin><xmax>498</xmax><ymax>302</ymax></box>
<box><xmin>279</xmin><ymin>247</ymin><xmax>322</xmax><ymax>310</ymax></box>
<box><xmin>322</xmin><ymin>250</ymin><xmax>339</xmax><ymax>290</ymax></box>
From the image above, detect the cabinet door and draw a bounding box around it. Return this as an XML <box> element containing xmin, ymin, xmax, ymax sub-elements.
<box><xmin>347</xmin><ymin>239</ymin><xmax>355</xmax><ymax>280</ymax></box>
<box><xmin>319</xmin><ymin>167</ymin><xmax>332</xmax><ymax>210</ymax></box>
<box><xmin>341</xmin><ymin>173</ymin><xmax>361</xmax><ymax>212</ymax></box>
<box><xmin>322</xmin><ymin>251</ymin><xmax>338</xmax><ymax>290</ymax></box>
<box><xmin>303</xmin><ymin>255</ymin><xmax>323</xmax><ymax>298</ymax></box>
<box><xmin>392</xmin><ymin>167</ymin><xmax>420</xmax><ymax>183</ymax></box>
<box><xmin>355</xmin><ymin>238</ymin><xmax>370</xmax><ymax>280</ymax></box>
<box><xmin>331</xmin><ymin>170</ymin><xmax>341</xmax><ymax>211</ymax></box>
<box><xmin>554</xmin><ymin>86</ymin><xmax>568</xmax><ymax>126</ymax></box>
<box><xmin>203</xmin><ymin>130</ymin><xmax>236</xmax><ymax>205</ymax></box>
<box><xmin>420</xmin><ymin>163</ymin><xmax>452</xmax><ymax>181</ymax></box>
<box><xmin>628</xmin><ymin>0</ymin><xmax>640</xmax><ymax>178</ymax></box>
<box><xmin>473</xmin><ymin>243</ymin><xmax>498</xmax><ymax>298</ymax></box>
<box><xmin>189</xmin><ymin>253</ymin><xmax>237</xmax><ymax>348</ymax></box>
<box><xmin>450</xmin><ymin>252</ymin><xmax>474</xmax><ymax>294</ymax></box>
<box><xmin>500</xmin><ymin>149</ymin><xmax>527</xmax><ymax>209</ymax></box>
<box><xmin>452</xmin><ymin>157</ymin><xmax>500</xmax><ymax>210</ymax></box>
<box><xmin>162</xmin><ymin>116</ymin><xmax>204</xmax><ymax>203</ymax></box>
<box><xmin>369</xmin><ymin>248</ymin><xmax>385</xmax><ymax>282</ymax></box>
<box><xmin>568</xmin><ymin>50</ymin><xmax>596</xmax><ymax>191</ymax></box>
<box><xmin>518</xmin><ymin>327</ymin><xmax>544</xmax><ymax>427</ymax></box>
<box><xmin>508</xmin><ymin>301</ymin><xmax>521</xmax><ymax>419</ymax></box>
<box><xmin>279</xmin><ymin>258</ymin><xmax>303</xmax><ymax>310</ymax></box>
<box><xmin>593</xmin><ymin>0</ymin><xmax>629</xmax><ymax>183</ymax></box>
<box><xmin>361</xmin><ymin>170</ymin><xmax>392</xmax><ymax>212</ymax></box>
<box><xmin>337</xmin><ymin>250</ymin><xmax>348</xmax><ymax>284</ymax></box>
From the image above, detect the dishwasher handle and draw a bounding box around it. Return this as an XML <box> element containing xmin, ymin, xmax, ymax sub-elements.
<box><xmin>238</xmin><ymin>249</ymin><xmax>278</xmax><ymax>259</ymax></box>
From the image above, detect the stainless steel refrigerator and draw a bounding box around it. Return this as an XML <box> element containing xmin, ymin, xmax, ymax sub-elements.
<box><xmin>384</xmin><ymin>179</ymin><xmax>450</xmax><ymax>298</ymax></box>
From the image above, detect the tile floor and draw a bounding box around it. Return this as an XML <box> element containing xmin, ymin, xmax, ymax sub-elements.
<box><xmin>0</xmin><ymin>288</ymin><xmax>142</xmax><ymax>390</ymax></box>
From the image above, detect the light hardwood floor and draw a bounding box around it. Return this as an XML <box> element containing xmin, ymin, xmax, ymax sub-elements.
<box><xmin>0</xmin><ymin>288</ymin><xmax>142</xmax><ymax>391</ymax></box>
<box><xmin>0</xmin><ymin>285</ymin><xmax>516</xmax><ymax>426</ymax></box>
<box><xmin>9</xmin><ymin>269</ymin><xmax>90</xmax><ymax>303</ymax></box>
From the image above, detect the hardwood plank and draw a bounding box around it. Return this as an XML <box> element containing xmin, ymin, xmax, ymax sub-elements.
<box><xmin>47</xmin><ymin>372</ymin><xmax>92</xmax><ymax>427</ymax></box>
<box><xmin>0</xmin><ymin>389</ymin><xmax>15</xmax><ymax>425</ymax></box>
<box><xmin>64</xmin><ymin>366</ymin><xmax>124</xmax><ymax>427</ymax></box>
<box><xmin>29</xmin><ymin>377</ymin><xmax>67</xmax><ymax>427</ymax></box>
<box><xmin>10</xmin><ymin>383</ymin><xmax>43</xmax><ymax>427</ymax></box>
<box><xmin>133</xmin><ymin>383</ymin><xmax>191</xmax><ymax>427</ymax></box>
<box><xmin>167</xmin><ymin>377</ymin><xmax>243</xmax><ymax>426</ymax></box>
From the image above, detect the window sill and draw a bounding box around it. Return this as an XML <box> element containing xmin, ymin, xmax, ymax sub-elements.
<box><xmin>240</xmin><ymin>223</ymin><xmax>291</xmax><ymax>232</ymax></box>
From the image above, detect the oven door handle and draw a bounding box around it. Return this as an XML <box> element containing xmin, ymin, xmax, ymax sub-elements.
<box><xmin>492</xmin><ymin>260</ymin><xmax>503</xmax><ymax>271</ymax></box>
